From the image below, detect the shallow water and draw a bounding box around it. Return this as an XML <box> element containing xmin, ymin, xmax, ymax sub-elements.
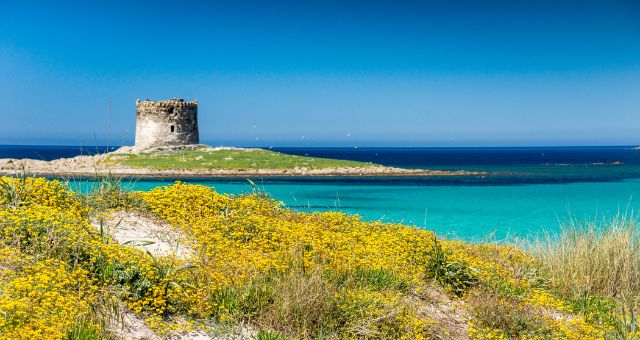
<box><xmin>67</xmin><ymin>176</ymin><xmax>640</xmax><ymax>242</ymax></box>
<box><xmin>4</xmin><ymin>145</ymin><xmax>640</xmax><ymax>241</ymax></box>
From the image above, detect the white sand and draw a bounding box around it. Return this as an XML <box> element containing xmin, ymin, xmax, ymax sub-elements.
<box><xmin>95</xmin><ymin>211</ymin><xmax>191</xmax><ymax>259</ymax></box>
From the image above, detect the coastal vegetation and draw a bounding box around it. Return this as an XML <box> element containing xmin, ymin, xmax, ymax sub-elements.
<box><xmin>0</xmin><ymin>175</ymin><xmax>638</xmax><ymax>339</ymax></box>
<box><xmin>110</xmin><ymin>148</ymin><xmax>375</xmax><ymax>170</ymax></box>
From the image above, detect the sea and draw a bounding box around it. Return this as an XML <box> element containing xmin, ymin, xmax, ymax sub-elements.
<box><xmin>2</xmin><ymin>145</ymin><xmax>640</xmax><ymax>242</ymax></box>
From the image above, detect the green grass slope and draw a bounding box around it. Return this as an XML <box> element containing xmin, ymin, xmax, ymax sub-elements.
<box><xmin>110</xmin><ymin>148</ymin><xmax>376</xmax><ymax>170</ymax></box>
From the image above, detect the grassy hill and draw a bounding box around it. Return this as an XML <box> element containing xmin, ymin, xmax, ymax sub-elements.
<box><xmin>110</xmin><ymin>148</ymin><xmax>376</xmax><ymax>170</ymax></box>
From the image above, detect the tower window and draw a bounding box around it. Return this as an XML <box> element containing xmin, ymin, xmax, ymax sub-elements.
<box><xmin>170</xmin><ymin>125</ymin><xmax>175</xmax><ymax>132</ymax></box>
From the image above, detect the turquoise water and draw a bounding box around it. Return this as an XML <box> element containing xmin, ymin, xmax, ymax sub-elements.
<box><xmin>70</xmin><ymin>177</ymin><xmax>640</xmax><ymax>241</ymax></box>
<box><xmin>6</xmin><ymin>145</ymin><xmax>639</xmax><ymax>241</ymax></box>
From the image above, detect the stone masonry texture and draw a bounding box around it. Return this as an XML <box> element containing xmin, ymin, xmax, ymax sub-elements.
<box><xmin>134</xmin><ymin>98</ymin><xmax>199</xmax><ymax>149</ymax></box>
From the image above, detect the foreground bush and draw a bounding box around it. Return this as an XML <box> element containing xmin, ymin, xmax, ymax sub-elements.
<box><xmin>0</xmin><ymin>176</ymin><xmax>622</xmax><ymax>338</ymax></box>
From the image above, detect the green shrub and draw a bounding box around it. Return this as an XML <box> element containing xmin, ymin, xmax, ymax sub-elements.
<box><xmin>65</xmin><ymin>319</ymin><xmax>105</xmax><ymax>340</ymax></box>
<box><xmin>0</xmin><ymin>175</ymin><xmax>31</xmax><ymax>207</ymax></box>
<box><xmin>425</xmin><ymin>236</ymin><xmax>477</xmax><ymax>296</ymax></box>
<box><xmin>255</xmin><ymin>329</ymin><xmax>286</xmax><ymax>340</ymax></box>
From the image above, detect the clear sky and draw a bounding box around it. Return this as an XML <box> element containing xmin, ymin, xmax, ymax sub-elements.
<box><xmin>1</xmin><ymin>0</ymin><xmax>639</xmax><ymax>147</ymax></box>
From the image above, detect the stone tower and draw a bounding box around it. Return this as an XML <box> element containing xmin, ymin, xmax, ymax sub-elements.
<box><xmin>135</xmin><ymin>98</ymin><xmax>199</xmax><ymax>149</ymax></box>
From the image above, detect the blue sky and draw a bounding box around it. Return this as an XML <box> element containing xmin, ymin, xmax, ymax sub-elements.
<box><xmin>1</xmin><ymin>0</ymin><xmax>639</xmax><ymax>146</ymax></box>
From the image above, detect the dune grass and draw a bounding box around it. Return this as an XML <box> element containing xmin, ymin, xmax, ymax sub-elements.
<box><xmin>531</xmin><ymin>214</ymin><xmax>640</xmax><ymax>336</ymax></box>
<box><xmin>110</xmin><ymin>148</ymin><xmax>375</xmax><ymax>170</ymax></box>
<box><xmin>532</xmin><ymin>215</ymin><xmax>640</xmax><ymax>299</ymax></box>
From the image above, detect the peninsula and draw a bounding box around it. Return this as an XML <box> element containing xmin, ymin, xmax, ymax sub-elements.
<box><xmin>0</xmin><ymin>98</ymin><xmax>482</xmax><ymax>178</ymax></box>
<box><xmin>0</xmin><ymin>145</ymin><xmax>480</xmax><ymax>178</ymax></box>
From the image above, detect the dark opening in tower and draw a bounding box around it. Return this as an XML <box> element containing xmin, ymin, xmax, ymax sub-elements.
<box><xmin>171</xmin><ymin>125</ymin><xmax>175</xmax><ymax>133</ymax></box>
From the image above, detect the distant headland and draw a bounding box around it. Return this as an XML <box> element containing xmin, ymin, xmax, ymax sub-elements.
<box><xmin>0</xmin><ymin>144</ymin><xmax>483</xmax><ymax>178</ymax></box>
<box><xmin>0</xmin><ymin>98</ymin><xmax>483</xmax><ymax>178</ymax></box>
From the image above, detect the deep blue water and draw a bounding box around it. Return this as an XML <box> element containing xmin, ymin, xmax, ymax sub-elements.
<box><xmin>271</xmin><ymin>146</ymin><xmax>640</xmax><ymax>167</ymax></box>
<box><xmin>271</xmin><ymin>146</ymin><xmax>640</xmax><ymax>185</ymax></box>
<box><xmin>3</xmin><ymin>145</ymin><xmax>640</xmax><ymax>240</ymax></box>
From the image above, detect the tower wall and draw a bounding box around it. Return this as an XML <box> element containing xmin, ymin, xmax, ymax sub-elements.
<box><xmin>135</xmin><ymin>98</ymin><xmax>199</xmax><ymax>149</ymax></box>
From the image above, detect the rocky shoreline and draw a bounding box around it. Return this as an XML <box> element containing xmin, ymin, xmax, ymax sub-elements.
<box><xmin>0</xmin><ymin>146</ymin><xmax>485</xmax><ymax>178</ymax></box>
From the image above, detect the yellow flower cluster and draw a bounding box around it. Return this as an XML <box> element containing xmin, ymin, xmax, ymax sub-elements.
<box><xmin>138</xmin><ymin>182</ymin><xmax>436</xmax><ymax>285</ymax></box>
<box><xmin>0</xmin><ymin>247</ymin><xmax>97</xmax><ymax>339</ymax></box>
<box><xmin>335</xmin><ymin>287</ymin><xmax>437</xmax><ymax>338</ymax></box>
<box><xmin>0</xmin><ymin>177</ymin><xmax>87</xmax><ymax>217</ymax></box>
<box><xmin>467</xmin><ymin>322</ymin><xmax>508</xmax><ymax>340</ymax></box>
<box><xmin>0</xmin><ymin>177</ymin><xmax>100</xmax><ymax>339</ymax></box>
<box><xmin>137</xmin><ymin>182</ymin><xmax>610</xmax><ymax>337</ymax></box>
<box><xmin>0</xmin><ymin>177</ymin><xmax>191</xmax><ymax>336</ymax></box>
<box><xmin>0</xmin><ymin>178</ymin><xmax>617</xmax><ymax>338</ymax></box>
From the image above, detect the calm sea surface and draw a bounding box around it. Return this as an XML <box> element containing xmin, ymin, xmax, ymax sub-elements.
<box><xmin>3</xmin><ymin>145</ymin><xmax>640</xmax><ymax>241</ymax></box>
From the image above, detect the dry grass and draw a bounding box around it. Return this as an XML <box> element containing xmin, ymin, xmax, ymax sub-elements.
<box><xmin>467</xmin><ymin>290</ymin><xmax>555</xmax><ymax>338</ymax></box>
<box><xmin>531</xmin><ymin>214</ymin><xmax>640</xmax><ymax>300</ymax></box>
<box><xmin>253</xmin><ymin>267</ymin><xmax>338</xmax><ymax>338</ymax></box>
<box><xmin>528</xmin><ymin>215</ymin><xmax>640</xmax><ymax>337</ymax></box>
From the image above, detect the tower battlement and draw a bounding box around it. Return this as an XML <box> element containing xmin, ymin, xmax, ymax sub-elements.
<box><xmin>136</xmin><ymin>98</ymin><xmax>198</xmax><ymax>109</ymax></box>
<box><xmin>134</xmin><ymin>98</ymin><xmax>199</xmax><ymax>149</ymax></box>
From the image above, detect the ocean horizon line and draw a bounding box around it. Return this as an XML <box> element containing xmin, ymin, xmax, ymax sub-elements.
<box><xmin>0</xmin><ymin>144</ymin><xmax>638</xmax><ymax>150</ymax></box>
